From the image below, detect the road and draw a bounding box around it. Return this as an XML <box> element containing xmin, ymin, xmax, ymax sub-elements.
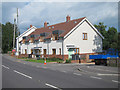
<box><xmin>2</xmin><ymin>55</ymin><xmax>119</xmax><ymax>89</ymax></box>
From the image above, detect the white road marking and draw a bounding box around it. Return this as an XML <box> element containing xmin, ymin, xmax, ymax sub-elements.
<box><xmin>97</xmin><ymin>73</ymin><xmax>118</xmax><ymax>76</ymax></box>
<box><xmin>2</xmin><ymin>65</ymin><xmax>9</xmax><ymax>69</ymax></box>
<box><xmin>13</xmin><ymin>70</ymin><xmax>32</xmax><ymax>79</ymax></box>
<box><xmin>43</xmin><ymin>67</ymin><xmax>47</xmax><ymax>69</ymax></box>
<box><xmin>90</xmin><ymin>76</ymin><xmax>102</xmax><ymax>80</ymax></box>
<box><xmin>61</xmin><ymin>71</ymin><xmax>67</xmax><ymax>73</ymax></box>
<box><xmin>45</xmin><ymin>83</ymin><xmax>59</xmax><ymax>89</ymax></box>
<box><xmin>89</xmin><ymin>67</ymin><xmax>117</xmax><ymax>73</ymax></box>
<box><xmin>73</xmin><ymin>73</ymin><xmax>82</xmax><ymax>76</ymax></box>
<box><xmin>50</xmin><ymin>68</ymin><xmax>56</xmax><ymax>71</ymax></box>
<box><xmin>112</xmin><ymin>80</ymin><xmax>120</xmax><ymax>83</ymax></box>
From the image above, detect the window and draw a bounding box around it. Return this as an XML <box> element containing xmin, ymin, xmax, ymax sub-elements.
<box><xmin>52</xmin><ymin>49</ymin><xmax>56</xmax><ymax>55</ymax></box>
<box><xmin>25</xmin><ymin>49</ymin><xmax>27</xmax><ymax>54</ymax></box>
<box><xmin>83</xmin><ymin>33</ymin><xmax>87</xmax><ymax>40</ymax></box>
<box><xmin>43</xmin><ymin>49</ymin><xmax>47</xmax><ymax>55</ymax></box>
<box><xmin>52</xmin><ymin>34</ymin><xmax>58</xmax><ymax>40</ymax></box>
<box><xmin>74</xmin><ymin>48</ymin><xmax>79</xmax><ymax>54</ymax></box>
<box><xmin>59</xmin><ymin>48</ymin><xmax>61</xmax><ymax>55</ymax></box>
<box><xmin>31</xmin><ymin>49</ymin><xmax>33</xmax><ymax>54</ymax></box>
<box><xmin>55</xmin><ymin>35</ymin><xmax>58</xmax><ymax>40</ymax></box>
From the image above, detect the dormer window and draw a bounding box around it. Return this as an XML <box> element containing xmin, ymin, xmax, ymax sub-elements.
<box><xmin>22</xmin><ymin>36</ymin><xmax>26</xmax><ymax>44</ymax></box>
<box><xmin>40</xmin><ymin>32</ymin><xmax>49</xmax><ymax>42</ymax></box>
<box><xmin>40</xmin><ymin>36</ymin><xmax>44</xmax><ymax>42</ymax></box>
<box><xmin>52</xmin><ymin>30</ymin><xmax>64</xmax><ymax>41</ymax></box>
<box><xmin>30</xmin><ymin>35</ymin><xmax>35</xmax><ymax>43</ymax></box>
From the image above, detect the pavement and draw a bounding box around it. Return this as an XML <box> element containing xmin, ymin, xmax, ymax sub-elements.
<box><xmin>2</xmin><ymin>54</ymin><xmax>119</xmax><ymax>89</ymax></box>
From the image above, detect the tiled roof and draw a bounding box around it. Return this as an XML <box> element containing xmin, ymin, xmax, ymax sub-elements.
<box><xmin>28</xmin><ymin>17</ymin><xmax>86</xmax><ymax>40</ymax></box>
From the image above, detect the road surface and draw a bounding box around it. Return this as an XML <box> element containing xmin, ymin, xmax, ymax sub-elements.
<box><xmin>2</xmin><ymin>55</ymin><xmax>119</xmax><ymax>89</ymax></box>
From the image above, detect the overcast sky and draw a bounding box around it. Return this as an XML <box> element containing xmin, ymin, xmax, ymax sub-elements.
<box><xmin>1</xmin><ymin>2</ymin><xmax>118</xmax><ymax>34</ymax></box>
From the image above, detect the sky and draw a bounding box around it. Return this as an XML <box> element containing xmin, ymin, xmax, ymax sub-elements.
<box><xmin>1</xmin><ymin>1</ymin><xmax>118</xmax><ymax>34</ymax></box>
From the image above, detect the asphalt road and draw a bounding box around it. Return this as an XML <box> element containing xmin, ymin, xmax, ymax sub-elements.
<box><xmin>2</xmin><ymin>55</ymin><xmax>119</xmax><ymax>89</ymax></box>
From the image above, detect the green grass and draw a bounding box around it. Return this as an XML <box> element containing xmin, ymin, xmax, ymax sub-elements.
<box><xmin>25</xmin><ymin>59</ymin><xmax>63</xmax><ymax>63</ymax></box>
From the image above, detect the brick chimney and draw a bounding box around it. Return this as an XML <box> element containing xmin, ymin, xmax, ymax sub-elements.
<box><xmin>66</xmin><ymin>15</ymin><xmax>70</xmax><ymax>22</ymax></box>
<box><xmin>44</xmin><ymin>22</ymin><xmax>47</xmax><ymax>27</ymax></box>
<box><xmin>30</xmin><ymin>25</ymin><xmax>32</xmax><ymax>28</ymax></box>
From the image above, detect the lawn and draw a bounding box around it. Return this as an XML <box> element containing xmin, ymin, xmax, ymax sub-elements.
<box><xmin>25</xmin><ymin>58</ymin><xmax>63</xmax><ymax>63</ymax></box>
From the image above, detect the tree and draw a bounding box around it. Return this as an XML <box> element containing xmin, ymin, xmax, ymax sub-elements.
<box><xmin>107</xmin><ymin>27</ymin><xmax>118</xmax><ymax>49</ymax></box>
<box><xmin>2</xmin><ymin>22</ymin><xmax>18</xmax><ymax>53</ymax></box>
<box><xmin>94</xmin><ymin>22</ymin><xmax>118</xmax><ymax>50</ymax></box>
<box><xmin>118</xmin><ymin>32</ymin><xmax>120</xmax><ymax>51</ymax></box>
<box><xmin>94</xmin><ymin>22</ymin><xmax>109</xmax><ymax>50</ymax></box>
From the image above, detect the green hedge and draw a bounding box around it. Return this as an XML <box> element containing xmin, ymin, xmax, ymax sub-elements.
<box><xmin>65</xmin><ymin>59</ymin><xmax>71</xmax><ymax>63</ymax></box>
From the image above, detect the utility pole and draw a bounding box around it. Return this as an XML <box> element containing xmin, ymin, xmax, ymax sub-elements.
<box><xmin>13</xmin><ymin>18</ymin><xmax>16</xmax><ymax>49</ymax></box>
<box><xmin>17</xmin><ymin>8</ymin><xmax>19</xmax><ymax>56</ymax></box>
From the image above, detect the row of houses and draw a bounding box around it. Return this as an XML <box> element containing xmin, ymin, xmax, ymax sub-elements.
<box><xmin>16</xmin><ymin>15</ymin><xmax>104</xmax><ymax>62</ymax></box>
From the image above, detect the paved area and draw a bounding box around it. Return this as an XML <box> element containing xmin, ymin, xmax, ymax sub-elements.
<box><xmin>2</xmin><ymin>54</ymin><xmax>119</xmax><ymax>88</ymax></box>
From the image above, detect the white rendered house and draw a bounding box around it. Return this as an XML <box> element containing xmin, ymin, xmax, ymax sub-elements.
<box><xmin>16</xmin><ymin>25</ymin><xmax>37</xmax><ymax>55</ymax></box>
<box><xmin>18</xmin><ymin>16</ymin><xmax>104</xmax><ymax>62</ymax></box>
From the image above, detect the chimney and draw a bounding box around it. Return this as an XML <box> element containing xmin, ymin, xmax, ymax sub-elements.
<box><xmin>30</xmin><ymin>25</ymin><xmax>32</xmax><ymax>28</ymax></box>
<box><xmin>44</xmin><ymin>22</ymin><xmax>47</xmax><ymax>27</ymax></box>
<box><xmin>66</xmin><ymin>15</ymin><xmax>70</xmax><ymax>22</ymax></box>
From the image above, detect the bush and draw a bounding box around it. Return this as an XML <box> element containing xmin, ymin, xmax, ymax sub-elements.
<box><xmin>65</xmin><ymin>59</ymin><xmax>71</xmax><ymax>63</ymax></box>
<box><xmin>48</xmin><ymin>57</ymin><xmax>63</xmax><ymax>61</ymax></box>
<box><xmin>57</xmin><ymin>61</ymin><xmax>63</xmax><ymax>63</ymax></box>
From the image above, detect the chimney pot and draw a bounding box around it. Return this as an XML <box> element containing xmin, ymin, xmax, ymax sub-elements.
<box><xmin>66</xmin><ymin>15</ymin><xmax>70</xmax><ymax>22</ymax></box>
<box><xmin>44</xmin><ymin>22</ymin><xmax>47</xmax><ymax>27</ymax></box>
<box><xmin>30</xmin><ymin>25</ymin><xmax>32</xmax><ymax>28</ymax></box>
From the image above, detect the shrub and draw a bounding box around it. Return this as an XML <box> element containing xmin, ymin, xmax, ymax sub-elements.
<box><xmin>48</xmin><ymin>57</ymin><xmax>63</xmax><ymax>61</ymax></box>
<box><xmin>65</xmin><ymin>59</ymin><xmax>71</xmax><ymax>63</ymax></box>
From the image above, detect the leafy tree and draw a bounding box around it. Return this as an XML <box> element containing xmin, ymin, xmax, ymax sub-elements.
<box><xmin>94</xmin><ymin>22</ymin><xmax>118</xmax><ymax>50</ymax></box>
<box><xmin>2</xmin><ymin>22</ymin><xmax>18</xmax><ymax>53</ymax></box>
<box><xmin>94</xmin><ymin>22</ymin><xmax>107</xmax><ymax>37</ymax></box>
<box><xmin>94</xmin><ymin>22</ymin><xmax>108</xmax><ymax>50</ymax></box>
<box><xmin>107</xmin><ymin>27</ymin><xmax>118</xmax><ymax>49</ymax></box>
<box><xmin>118</xmin><ymin>32</ymin><xmax>120</xmax><ymax>51</ymax></box>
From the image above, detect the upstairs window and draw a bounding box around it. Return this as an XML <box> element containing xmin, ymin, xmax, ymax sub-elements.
<box><xmin>83</xmin><ymin>33</ymin><xmax>87</xmax><ymax>40</ymax></box>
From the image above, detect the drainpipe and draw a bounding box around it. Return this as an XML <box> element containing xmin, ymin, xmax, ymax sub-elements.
<box><xmin>47</xmin><ymin>41</ymin><xmax>49</xmax><ymax>58</ymax></box>
<box><xmin>62</xmin><ymin>37</ymin><xmax>64</xmax><ymax>60</ymax></box>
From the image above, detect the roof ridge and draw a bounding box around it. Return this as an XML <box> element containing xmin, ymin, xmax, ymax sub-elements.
<box><xmin>36</xmin><ymin>17</ymin><xmax>86</xmax><ymax>30</ymax></box>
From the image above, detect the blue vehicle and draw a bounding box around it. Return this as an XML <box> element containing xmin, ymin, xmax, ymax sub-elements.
<box><xmin>89</xmin><ymin>48</ymin><xmax>119</xmax><ymax>65</ymax></box>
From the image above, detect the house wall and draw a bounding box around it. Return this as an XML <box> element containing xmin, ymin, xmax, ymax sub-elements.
<box><xmin>64</xmin><ymin>20</ymin><xmax>102</xmax><ymax>55</ymax></box>
<box><xmin>16</xmin><ymin>26</ymin><xmax>37</xmax><ymax>55</ymax></box>
<box><xmin>20</xmin><ymin>39</ymin><xmax>63</xmax><ymax>55</ymax></box>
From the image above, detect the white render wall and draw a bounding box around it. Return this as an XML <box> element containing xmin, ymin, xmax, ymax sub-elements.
<box><xmin>16</xmin><ymin>26</ymin><xmax>37</xmax><ymax>55</ymax></box>
<box><xmin>20</xmin><ymin>39</ymin><xmax>63</xmax><ymax>55</ymax></box>
<box><xmin>64</xmin><ymin>20</ymin><xmax>102</xmax><ymax>55</ymax></box>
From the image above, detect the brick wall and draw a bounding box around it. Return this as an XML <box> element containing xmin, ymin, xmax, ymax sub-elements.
<box><xmin>41</xmin><ymin>54</ymin><xmax>68</xmax><ymax>61</ymax></box>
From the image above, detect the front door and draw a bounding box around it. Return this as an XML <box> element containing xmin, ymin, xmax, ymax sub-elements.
<box><xmin>68</xmin><ymin>48</ymin><xmax>74</xmax><ymax>59</ymax></box>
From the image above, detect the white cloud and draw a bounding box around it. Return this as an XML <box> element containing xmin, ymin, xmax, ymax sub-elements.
<box><xmin>2</xmin><ymin>2</ymin><xmax>118</xmax><ymax>33</ymax></box>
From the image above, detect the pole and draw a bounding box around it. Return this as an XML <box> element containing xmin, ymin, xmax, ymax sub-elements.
<box><xmin>13</xmin><ymin>18</ymin><xmax>16</xmax><ymax>49</ymax></box>
<box><xmin>17</xmin><ymin>8</ymin><xmax>19</xmax><ymax>56</ymax></box>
